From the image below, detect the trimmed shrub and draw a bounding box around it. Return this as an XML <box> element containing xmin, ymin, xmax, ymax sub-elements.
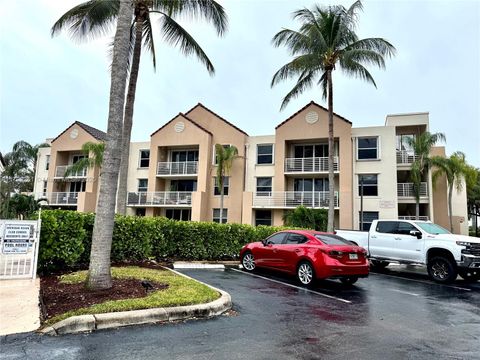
<box><xmin>38</xmin><ymin>210</ymin><xmax>292</xmax><ymax>273</ymax></box>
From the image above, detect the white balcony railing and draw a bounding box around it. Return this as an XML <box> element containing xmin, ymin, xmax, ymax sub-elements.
<box><xmin>156</xmin><ymin>161</ymin><xmax>198</xmax><ymax>176</ymax></box>
<box><xmin>397</xmin><ymin>182</ymin><xmax>428</xmax><ymax>197</ymax></box>
<box><xmin>396</xmin><ymin>151</ymin><xmax>419</xmax><ymax>165</ymax></box>
<box><xmin>36</xmin><ymin>192</ymin><xmax>80</xmax><ymax>205</ymax></box>
<box><xmin>253</xmin><ymin>191</ymin><xmax>339</xmax><ymax>208</ymax></box>
<box><xmin>284</xmin><ymin>157</ymin><xmax>339</xmax><ymax>173</ymax></box>
<box><xmin>126</xmin><ymin>191</ymin><xmax>193</xmax><ymax>207</ymax></box>
<box><xmin>55</xmin><ymin>165</ymin><xmax>87</xmax><ymax>178</ymax></box>
<box><xmin>398</xmin><ymin>216</ymin><xmax>429</xmax><ymax>221</ymax></box>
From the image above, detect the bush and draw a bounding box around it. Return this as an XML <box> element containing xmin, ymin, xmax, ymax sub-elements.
<box><xmin>38</xmin><ymin>210</ymin><xmax>292</xmax><ymax>273</ymax></box>
<box><xmin>283</xmin><ymin>206</ymin><xmax>328</xmax><ymax>231</ymax></box>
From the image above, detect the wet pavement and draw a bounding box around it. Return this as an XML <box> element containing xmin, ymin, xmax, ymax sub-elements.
<box><xmin>1</xmin><ymin>265</ymin><xmax>479</xmax><ymax>360</ymax></box>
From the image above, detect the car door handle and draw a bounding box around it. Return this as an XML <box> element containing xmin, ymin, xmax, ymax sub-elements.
<box><xmin>371</xmin><ymin>235</ymin><xmax>377</xmax><ymax>239</ymax></box>
<box><xmin>394</xmin><ymin>237</ymin><xmax>401</xmax><ymax>240</ymax></box>
<box><xmin>295</xmin><ymin>249</ymin><xmax>301</xmax><ymax>253</ymax></box>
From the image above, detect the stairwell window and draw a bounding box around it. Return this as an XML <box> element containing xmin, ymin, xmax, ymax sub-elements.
<box><xmin>139</xmin><ymin>150</ymin><xmax>150</xmax><ymax>168</ymax></box>
<box><xmin>257</xmin><ymin>144</ymin><xmax>273</xmax><ymax>164</ymax></box>
<box><xmin>138</xmin><ymin>179</ymin><xmax>148</xmax><ymax>192</ymax></box>
<box><xmin>214</xmin><ymin>177</ymin><xmax>229</xmax><ymax>196</ymax></box>
<box><xmin>359</xmin><ymin>211</ymin><xmax>379</xmax><ymax>231</ymax></box>
<box><xmin>213</xmin><ymin>208</ymin><xmax>228</xmax><ymax>223</ymax></box>
<box><xmin>45</xmin><ymin>155</ymin><xmax>50</xmax><ymax>170</ymax></box>
<box><xmin>357</xmin><ymin>137</ymin><xmax>379</xmax><ymax>160</ymax></box>
<box><xmin>256</xmin><ymin>177</ymin><xmax>272</xmax><ymax>196</ymax></box>
<box><xmin>358</xmin><ymin>174</ymin><xmax>378</xmax><ymax>196</ymax></box>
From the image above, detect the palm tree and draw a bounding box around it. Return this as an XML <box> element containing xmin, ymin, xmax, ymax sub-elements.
<box><xmin>12</xmin><ymin>141</ymin><xmax>50</xmax><ymax>190</ymax></box>
<box><xmin>52</xmin><ymin>0</ymin><xmax>227</xmax><ymax>215</ymax></box>
<box><xmin>64</xmin><ymin>142</ymin><xmax>105</xmax><ymax>178</ymax></box>
<box><xmin>432</xmin><ymin>152</ymin><xmax>472</xmax><ymax>232</ymax></box>
<box><xmin>271</xmin><ymin>1</ymin><xmax>395</xmax><ymax>232</ymax></box>
<box><xmin>405</xmin><ymin>132</ymin><xmax>446</xmax><ymax>220</ymax></box>
<box><xmin>86</xmin><ymin>0</ymin><xmax>133</xmax><ymax>290</ymax></box>
<box><xmin>215</xmin><ymin>144</ymin><xmax>238</xmax><ymax>224</ymax></box>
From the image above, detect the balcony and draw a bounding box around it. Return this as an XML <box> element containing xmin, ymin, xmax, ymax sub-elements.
<box><xmin>397</xmin><ymin>182</ymin><xmax>428</xmax><ymax>198</ymax></box>
<box><xmin>54</xmin><ymin>165</ymin><xmax>87</xmax><ymax>179</ymax></box>
<box><xmin>398</xmin><ymin>216</ymin><xmax>429</xmax><ymax>221</ymax></box>
<box><xmin>127</xmin><ymin>191</ymin><xmax>193</xmax><ymax>207</ymax></box>
<box><xmin>36</xmin><ymin>192</ymin><xmax>79</xmax><ymax>206</ymax></box>
<box><xmin>253</xmin><ymin>191</ymin><xmax>339</xmax><ymax>209</ymax></box>
<box><xmin>157</xmin><ymin>161</ymin><xmax>198</xmax><ymax>177</ymax></box>
<box><xmin>284</xmin><ymin>157</ymin><xmax>339</xmax><ymax>174</ymax></box>
<box><xmin>396</xmin><ymin>151</ymin><xmax>419</xmax><ymax>165</ymax></box>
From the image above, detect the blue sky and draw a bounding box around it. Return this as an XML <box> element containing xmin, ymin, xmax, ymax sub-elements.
<box><xmin>1</xmin><ymin>0</ymin><xmax>479</xmax><ymax>167</ymax></box>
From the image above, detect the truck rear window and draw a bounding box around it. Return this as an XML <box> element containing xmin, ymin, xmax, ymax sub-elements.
<box><xmin>376</xmin><ymin>221</ymin><xmax>398</xmax><ymax>234</ymax></box>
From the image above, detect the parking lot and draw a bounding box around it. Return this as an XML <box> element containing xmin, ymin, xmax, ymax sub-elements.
<box><xmin>1</xmin><ymin>265</ymin><xmax>479</xmax><ymax>360</ymax></box>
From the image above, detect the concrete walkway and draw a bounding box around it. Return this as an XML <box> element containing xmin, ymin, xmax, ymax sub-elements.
<box><xmin>0</xmin><ymin>279</ymin><xmax>40</xmax><ymax>335</ymax></box>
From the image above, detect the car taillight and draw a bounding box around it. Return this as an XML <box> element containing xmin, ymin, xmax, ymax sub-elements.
<box><xmin>328</xmin><ymin>250</ymin><xmax>345</xmax><ymax>258</ymax></box>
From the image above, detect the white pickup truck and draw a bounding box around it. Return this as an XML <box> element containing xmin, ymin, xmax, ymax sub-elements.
<box><xmin>336</xmin><ymin>220</ymin><xmax>480</xmax><ymax>283</ymax></box>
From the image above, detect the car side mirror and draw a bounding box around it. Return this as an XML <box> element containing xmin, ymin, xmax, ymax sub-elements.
<box><xmin>410</xmin><ymin>230</ymin><xmax>422</xmax><ymax>239</ymax></box>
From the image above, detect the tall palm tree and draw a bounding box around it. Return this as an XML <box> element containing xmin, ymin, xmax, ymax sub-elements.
<box><xmin>215</xmin><ymin>144</ymin><xmax>238</xmax><ymax>224</ymax></box>
<box><xmin>406</xmin><ymin>132</ymin><xmax>446</xmax><ymax>220</ymax></box>
<box><xmin>86</xmin><ymin>0</ymin><xmax>133</xmax><ymax>290</ymax></box>
<box><xmin>64</xmin><ymin>141</ymin><xmax>105</xmax><ymax>178</ymax></box>
<box><xmin>12</xmin><ymin>141</ymin><xmax>50</xmax><ymax>190</ymax></box>
<box><xmin>52</xmin><ymin>0</ymin><xmax>227</xmax><ymax>215</ymax></box>
<box><xmin>432</xmin><ymin>152</ymin><xmax>472</xmax><ymax>232</ymax></box>
<box><xmin>271</xmin><ymin>1</ymin><xmax>395</xmax><ymax>232</ymax></box>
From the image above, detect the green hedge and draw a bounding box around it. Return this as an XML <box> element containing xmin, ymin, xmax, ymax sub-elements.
<box><xmin>38</xmin><ymin>210</ymin><xmax>291</xmax><ymax>273</ymax></box>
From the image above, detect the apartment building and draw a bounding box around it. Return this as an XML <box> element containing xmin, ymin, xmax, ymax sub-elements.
<box><xmin>33</xmin><ymin>102</ymin><xmax>469</xmax><ymax>235</ymax></box>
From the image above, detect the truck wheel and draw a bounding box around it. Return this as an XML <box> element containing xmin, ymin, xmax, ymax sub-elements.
<box><xmin>427</xmin><ymin>256</ymin><xmax>457</xmax><ymax>283</ymax></box>
<box><xmin>459</xmin><ymin>270</ymin><xmax>480</xmax><ymax>282</ymax></box>
<box><xmin>370</xmin><ymin>260</ymin><xmax>389</xmax><ymax>270</ymax></box>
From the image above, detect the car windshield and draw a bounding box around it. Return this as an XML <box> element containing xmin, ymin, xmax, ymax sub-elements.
<box><xmin>315</xmin><ymin>234</ymin><xmax>354</xmax><ymax>246</ymax></box>
<box><xmin>414</xmin><ymin>222</ymin><xmax>451</xmax><ymax>235</ymax></box>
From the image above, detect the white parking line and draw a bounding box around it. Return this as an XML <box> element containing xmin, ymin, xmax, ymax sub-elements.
<box><xmin>388</xmin><ymin>288</ymin><xmax>420</xmax><ymax>297</ymax></box>
<box><xmin>371</xmin><ymin>272</ymin><xmax>472</xmax><ymax>291</ymax></box>
<box><xmin>230</xmin><ymin>268</ymin><xmax>352</xmax><ymax>304</ymax></box>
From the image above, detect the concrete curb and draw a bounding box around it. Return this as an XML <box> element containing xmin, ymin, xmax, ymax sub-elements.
<box><xmin>39</xmin><ymin>267</ymin><xmax>232</xmax><ymax>336</ymax></box>
<box><xmin>173</xmin><ymin>263</ymin><xmax>225</xmax><ymax>269</ymax></box>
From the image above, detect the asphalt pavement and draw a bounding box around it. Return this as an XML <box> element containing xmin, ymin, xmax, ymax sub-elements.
<box><xmin>1</xmin><ymin>265</ymin><xmax>479</xmax><ymax>360</ymax></box>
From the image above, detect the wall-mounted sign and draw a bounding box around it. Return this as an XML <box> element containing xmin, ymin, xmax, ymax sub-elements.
<box><xmin>2</xmin><ymin>224</ymin><xmax>35</xmax><ymax>254</ymax></box>
<box><xmin>379</xmin><ymin>200</ymin><xmax>396</xmax><ymax>209</ymax></box>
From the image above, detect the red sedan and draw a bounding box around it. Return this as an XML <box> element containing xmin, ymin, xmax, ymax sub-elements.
<box><xmin>240</xmin><ymin>230</ymin><xmax>369</xmax><ymax>286</ymax></box>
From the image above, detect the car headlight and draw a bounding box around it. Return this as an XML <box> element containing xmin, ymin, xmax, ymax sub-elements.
<box><xmin>456</xmin><ymin>241</ymin><xmax>471</xmax><ymax>247</ymax></box>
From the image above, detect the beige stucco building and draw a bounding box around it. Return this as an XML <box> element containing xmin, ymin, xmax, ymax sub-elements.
<box><xmin>33</xmin><ymin>102</ymin><xmax>469</xmax><ymax>234</ymax></box>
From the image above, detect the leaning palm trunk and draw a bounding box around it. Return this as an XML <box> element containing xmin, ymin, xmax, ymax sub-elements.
<box><xmin>116</xmin><ymin>16</ymin><xmax>144</xmax><ymax>215</ymax></box>
<box><xmin>219</xmin><ymin>176</ymin><xmax>225</xmax><ymax>223</ymax></box>
<box><xmin>448</xmin><ymin>184</ymin><xmax>454</xmax><ymax>232</ymax></box>
<box><xmin>87</xmin><ymin>0</ymin><xmax>133</xmax><ymax>290</ymax></box>
<box><xmin>326</xmin><ymin>69</ymin><xmax>335</xmax><ymax>232</ymax></box>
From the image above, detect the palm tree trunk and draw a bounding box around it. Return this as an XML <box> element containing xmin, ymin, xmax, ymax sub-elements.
<box><xmin>415</xmin><ymin>198</ymin><xmax>420</xmax><ymax>220</ymax></box>
<box><xmin>87</xmin><ymin>0</ymin><xmax>133</xmax><ymax>290</ymax></box>
<box><xmin>326</xmin><ymin>69</ymin><xmax>335</xmax><ymax>232</ymax></box>
<box><xmin>448</xmin><ymin>184</ymin><xmax>454</xmax><ymax>233</ymax></box>
<box><xmin>116</xmin><ymin>15</ymin><xmax>144</xmax><ymax>215</ymax></box>
<box><xmin>219</xmin><ymin>175</ymin><xmax>224</xmax><ymax>223</ymax></box>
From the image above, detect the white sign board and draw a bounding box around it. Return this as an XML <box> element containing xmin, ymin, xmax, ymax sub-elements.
<box><xmin>2</xmin><ymin>223</ymin><xmax>35</xmax><ymax>254</ymax></box>
<box><xmin>379</xmin><ymin>200</ymin><xmax>396</xmax><ymax>209</ymax></box>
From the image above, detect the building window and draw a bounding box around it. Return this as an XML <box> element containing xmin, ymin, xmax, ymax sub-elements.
<box><xmin>139</xmin><ymin>150</ymin><xmax>150</xmax><ymax>168</ymax></box>
<box><xmin>42</xmin><ymin>181</ymin><xmax>48</xmax><ymax>196</ymax></box>
<box><xmin>214</xmin><ymin>177</ymin><xmax>229</xmax><ymax>196</ymax></box>
<box><xmin>171</xmin><ymin>150</ymin><xmax>199</xmax><ymax>162</ymax></box>
<box><xmin>396</xmin><ymin>134</ymin><xmax>415</xmax><ymax>152</ymax></box>
<box><xmin>255</xmin><ymin>210</ymin><xmax>272</xmax><ymax>226</ymax></box>
<box><xmin>359</xmin><ymin>211</ymin><xmax>379</xmax><ymax>231</ymax></box>
<box><xmin>213</xmin><ymin>208</ymin><xmax>228</xmax><ymax>223</ymax></box>
<box><xmin>45</xmin><ymin>155</ymin><xmax>50</xmax><ymax>170</ymax></box>
<box><xmin>358</xmin><ymin>174</ymin><xmax>378</xmax><ymax>196</ymax></box>
<box><xmin>257</xmin><ymin>144</ymin><xmax>273</xmax><ymax>164</ymax></box>
<box><xmin>135</xmin><ymin>208</ymin><xmax>146</xmax><ymax>217</ymax></box>
<box><xmin>138</xmin><ymin>179</ymin><xmax>148</xmax><ymax>192</ymax></box>
<box><xmin>166</xmin><ymin>209</ymin><xmax>191</xmax><ymax>221</ymax></box>
<box><xmin>357</xmin><ymin>137</ymin><xmax>378</xmax><ymax>160</ymax></box>
<box><xmin>294</xmin><ymin>144</ymin><xmax>328</xmax><ymax>158</ymax></box>
<box><xmin>256</xmin><ymin>177</ymin><xmax>272</xmax><ymax>195</ymax></box>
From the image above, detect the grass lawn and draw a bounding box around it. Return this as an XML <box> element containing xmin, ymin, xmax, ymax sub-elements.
<box><xmin>43</xmin><ymin>266</ymin><xmax>220</xmax><ymax>326</ymax></box>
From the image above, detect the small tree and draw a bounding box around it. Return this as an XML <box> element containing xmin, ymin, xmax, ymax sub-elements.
<box><xmin>432</xmin><ymin>152</ymin><xmax>473</xmax><ymax>233</ymax></box>
<box><xmin>1</xmin><ymin>194</ymin><xmax>41</xmax><ymax>220</ymax></box>
<box><xmin>283</xmin><ymin>206</ymin><xmax>328</xmax><ymax>231</ymax></box>
<box><xmin>215</xmin><ymin>144</ymin><xmax>238</xmax><ymax>224</ymax></box>
<box><xmin>64</xmin><ymin>142</ymin><xmax>105</xmax><ymax>178</ymax></box>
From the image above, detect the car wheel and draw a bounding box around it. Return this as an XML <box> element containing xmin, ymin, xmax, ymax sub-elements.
<box><xmin>241</xmin><ymin>252</ymin><xmax>256</xmax><ymax>272</ymax></box>
<box><xmin>459</xmin><ymin>269</ymin><xmax>480</xmax><ymax>282</ymax></box>
<box><xmin>427</xmin><ymin>256</ymin><xmax>457</xmax><ymax>283</ymax></box>
<box><xmin>340</xmin><ymin>277</ymin><xmax>358</xmax><ymax>286</ymax></box>
<box><xmin>370</xmin><ymin>260</ymin><xmax>389</xmax><ymax>270</ymax></box>
<box><xmin>297</xmin><ymin>261</ymin><xmax>315</xmax><ymax>286</ymax></box>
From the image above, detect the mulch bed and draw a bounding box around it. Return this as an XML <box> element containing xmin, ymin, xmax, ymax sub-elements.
<box><xmin>40</xmin><ymin>276</ymin><xmax>168</xmax><ymax>321</ymax></box>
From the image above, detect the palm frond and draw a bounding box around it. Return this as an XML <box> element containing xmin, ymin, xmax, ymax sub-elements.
<box><xmin>271</xmin><ymin>29</ymin><xmax>313</xmax><ymax>55</ymax></box>
<box><xmin>280</xmin><ymin>70</ymin><xmax>316</xmax><ymax>110</ymax></box>
<box><xmin>153</xmin><ymin>0</ymin><xmax>228</xmax><ymax>36</ymax></box>
<box><xmin>143</xmin><ymin>15</ymin><xmax>157</xmax><ymax>70</ymax></box>
<box><xmin>345</xmin><ymin>38</ymin><xmax>396</xmax><ymax>58</ymax></box>
<box><xmin>339</xmin><ymin>60</ymin><xmax>377</xmax><ymax>87</ymax></box>
<box><xmin>159</xmin><ymin>14</ymin><xmax>214</xmax><ymax>74</ymax></box>
<box><xmin>51</xmin><ymin>0</ymin><xmax>121</xmax><ymax>42</ymax></box>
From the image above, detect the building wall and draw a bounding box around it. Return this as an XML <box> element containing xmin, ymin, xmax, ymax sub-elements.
<box><xmin>126</xmin><ymin>141</ymin><xmax>150</xmax><ymax>216</ymax></box>
<box><xmin>351</xmin><ymin>125</ymin><xmax>398</xmax><ymax>229</ymax></box>
<box><xmin>33</xmin><ymin>146</ymin><xmax>52</xmax><ymax>196</ymax></box>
